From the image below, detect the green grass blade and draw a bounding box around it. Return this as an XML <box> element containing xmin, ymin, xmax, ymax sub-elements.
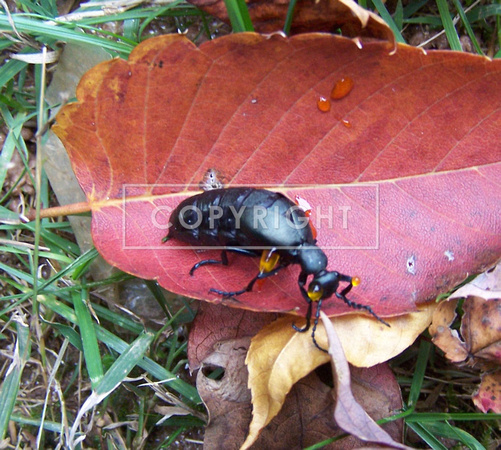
<box><xmin>424</xmin><ymin>421</ymin><xmax>485</xmax><ymax>449</ymax></box>
<box><xmin>0</xmin><ymin>260</ymin><xmax>36</xmax><ymax>284</ymax></box>
<box><xmin>403</xmin><ymin>16</ymin><xmax>444</xmax><ymax>26</ymax></box>
<box><xmin>406</xmin><ymin>412</ymin><xmax>501</xmax><ymax>422</ymax></box>
<box><xmin>95</xmin><ymin>325</ymin><xmax>200</xmax><ymax>404</ymax></box>
<box><xmin>69</xmin><ymin>331</ymin><xmax>155</xmax><ymax>447</ymax></box>
<box><xmin>394</xmin><ymin>0</ymin><xmax>404</xmax><ymax>31</ymax></box>
<box><xmin>402</xmin><ymin>0</ymin><xmax>428</xmax><ymax>18</ymax></box>
<box><xmin>370</xmin><ymin>0</ymin><xmax>406</xmax><ymax>43</ymax></box>
<box><xmin>466</xmin><ymin>4</ymin><xmax>501</xmax><ymax>23</ymax></box>
<box><xmin>90</xmin><ymin>302</ymin><xmax>144</xmax><ymax>334</ymax></box>
<box><xmin>40</xmin><ymin>315</ymin><xmax>83</xmax><ymax>351</ymax></box>
<box><xmin>407</xmin><ymin>422</ymin><xmax>448</xmax><ymax>449</ymax></box>
<box><xmin>407</xmin><ymin>339</ymin><xmax>431</xmax><ymax>408</ymax></box>
<box><xmin>436</xmin><ymin>0</ymin><xmax>462</xmax><ymax>51</ymax></box>
<box><xmin>96</xmin><ymin>332</ymin><xmax>154</xmax><ymax>395</ymax></box>
<box><xmin>451</xmin><ymin>0</ymin><xmax>484</xmax><ymax>55</ymax></box>
<box><xmin>0</xmin><ymin>316</ymin><xmax>31</xmax><ymax>441</ymax></box>
<box><xmin>0</xmin><ymin>205</ymin><xmax>21</xmax><ymax>222</ymax></box>
<box><xmin>0</xmin><ymin>248</ymin><xmax>98</xmax><ymax>316</ymax></box>
<box><xmin>21</xmin><ymin>221</ymin><xmax>81</xmax><ymax>256</ymax></box>
<box><xmin>283</xmin><ymin>0</ymin><xmax>298</xmax><ymax>35</ymax></box>
<box><xmin>0</xmin><ymin>15</ymin><xmax>133</xmax><ymax>55</ymax></box>
<box><xmin>0</xmin><ymin>111</ymin><xmax>26</xmax><ymax>190</ymax></box>
<box><xmin>223</xmin><ymin>0</ymin><xmax>254</xmax><ymax>32</ymax></box>
<box><xmin>10</xmin><ymin>414</ymin><xmax>63</xmax><ymax>433</ymax></box>
<box><xmin>38</xmin><ymin>295</ymin><xmax>200</xmax><ymax>403</ymax></box>
<box><xmin>73</xmin><ymin>290</ymin><xmax>103</xmax><ymax>387</ymax></box>
<box><xmin>0</xmin><ymin>59</ymin><xmax>28</xmax><ymax>99</ymax></box>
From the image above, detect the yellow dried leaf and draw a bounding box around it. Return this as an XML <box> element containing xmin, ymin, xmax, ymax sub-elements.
<box><xmin>242</xmin><ymin>304</ymin><xmax>436</xmax><ymax>448</ymax></box>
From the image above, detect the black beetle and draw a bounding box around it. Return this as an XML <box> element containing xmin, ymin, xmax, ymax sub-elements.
<box><xmin>164</xmin><ymin>187</ymin><xmax>388</xmax><ymax>351</ymax></box>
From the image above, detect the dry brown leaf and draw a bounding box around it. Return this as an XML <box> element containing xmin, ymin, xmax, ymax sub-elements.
<box><xmin>450</xmin><ymin>265</ymin><xmax>501</xmax><ymax>300</ymax></box>
<box><xmin>253</xmin><ymin>364</ymin><xmax>404</xmax><ymax>449</ymax></box>
<box><xmin>189</xmin><ymin>0</ymin><xmax>395</xmax><ymax>45</ymax></box>
<box><xmin>431</xmin><ymin>297</ymin><xmax>501</xmax><ymax>368</ymax></box>
<box><xmin>428</xmin><ymin>299</ymin><xmax>469</xmax><ymax>363</ymax></box>
<box><xmin>312</xmin><ymin>306</ymin><xmax>437</xmax><ymax>367</ymax></box>
<box><xmin>430</xmin><ymin>265</ymin><xmax>501</xmax><ymax>366</ymax></box>
<box><xmin>242</xmin><ymin>307</ymin><xmax>434</xmax><ymax>447</ymax></box>
<box><xmin>430</xmin><ymin>293</ymin><xmax>501</xmax><ymax>413</ymax></box>
<box><xmin>196</xmin><ymin>337</ymin><xmax>252</xmax><ymax>449</ymax></box>
<box><xmin>242</xmin><ymin>317</ymin><xmax>330</xmax><ymax>448</ymax></box>
<box><xmin>188</xmin><ymin>303</ymin><xmax>276</xmax><ymax>371</ymax></box>
<box><xmin>321</xmin><ymin>311</ymin><xmax>410</xmax><ymax>449</ymax></box>
<box><xmin>196</xmin><ymin>334</ymin><xmax>404</xmax><ymax>448</ymax></box>
<box><xmin>472</xmin><ymin>370</ymin><xmax>501</xmax><ymax>414</ymax></box>
<box><xmin>461</xmin><ymin>297</ymin><xmax>501</xmax><ymax>366</ymax></box>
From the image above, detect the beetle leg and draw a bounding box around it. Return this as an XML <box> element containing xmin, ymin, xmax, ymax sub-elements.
<box><xmin>189</xmin><ymin>250</ymin><xmax>229</xmax><ymax>276</ymax></box>
<box><xmin>225</xmin><ymin>247</ymin><xmax>261</xmax><ymax>258</ymax></box>
<box><xmin>292</xmin><ymin>298</ymin><xmax>312</xmax><ymax>332</ymax></box>
<box><xmin>336</xmin><ymin>272</ymin><xmax>353</xmax><ymax>296</ymax></box>
<box><xmin>293</xmin><ymin>271</ymin><xmax>313</xmax><ymax>332</ymax></box>
<box><xmin>190</xmin><ymin>247</ymin><xmax>260</xmax><ymax>276</ymax></box>
<box><xmin>311</xmin><ymin>299</ymin><xmax>328</xmax><ymax>353</ymax></box>
<box><xmin>297</xmin><ymin>271</ymin><xmax>310</xmax><ymax>300</ymax></box>
<box><xmin>298</xmin><ymin>271</ymin><xmax>308</xmax><ymax>288</ymax></box>
<box><xmin>209</xmin><ymin>264</ymin><xmax>287</xmax><ymax>298</ymax></box>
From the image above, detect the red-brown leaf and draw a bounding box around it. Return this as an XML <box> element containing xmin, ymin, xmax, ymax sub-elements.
<box><xmin>53</xmin><ymin>33</ymin><xmax>501</xmax><ymax>320</ymax></box>
<box><xmin>188</xmin><ymin>302</ymin><xmax>277</xmax><ymax>371</ymax></box>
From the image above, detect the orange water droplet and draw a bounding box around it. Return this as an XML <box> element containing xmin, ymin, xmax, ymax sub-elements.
<box><xmin>331</xmin><ymin>77</ymin><xmax>354</xmax><ymax>100</ymax></box>
<box><xmin>341</xmin><ymin>118</ymin><xmax>352</xmax><ymax>128</ymax></box>
<box><xmin>317</xmin><ymin>96</ymin><xmax>331</xmax><ymax>112</ymax></box>
<box><xmin>352</xmin><ymin>276</ymin><xmax>361</xmax><ymax>287</ymax></box>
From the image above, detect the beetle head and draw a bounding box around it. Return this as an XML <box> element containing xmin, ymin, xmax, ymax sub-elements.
<box><xmin>307</xmin><ymin>271</ymin><xmax>342</xmax><ymax>301</ymax></box>
<box><xmin>164</xmin><ymin>199</ymin><xmax>202</xmax><ymax>244</ymax></box>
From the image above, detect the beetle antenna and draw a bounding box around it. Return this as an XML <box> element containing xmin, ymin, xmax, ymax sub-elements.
<box><xmin>336</xmin><ymin>289</ymin><xmax>390</xmax><ymax>327</ymax></box>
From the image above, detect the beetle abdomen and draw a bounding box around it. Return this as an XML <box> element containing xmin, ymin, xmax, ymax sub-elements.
<box><xmin>167</xmin><ymin>188</ymin><xmax>315</xmax><ymax>250</ymax></box>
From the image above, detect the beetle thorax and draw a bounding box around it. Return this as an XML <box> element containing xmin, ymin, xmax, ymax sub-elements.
<box><xmin>297</xmin><ymin>245</ymin><xmax>328</xmax><ymax>275</ymax></box>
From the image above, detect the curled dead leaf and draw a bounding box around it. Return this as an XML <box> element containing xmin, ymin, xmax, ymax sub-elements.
<box><xmin>428</xmin><ymin>299</ymin><xmax>469</xmax><ymax>363</ymax></box>
<box><xmin>450</xmin><ymin>264</ymin><xmax>501</xmax><ymax>300</ymax></box>
<box><xmin>321</xmin><ymin>311</ymin><xmax>410</xmax><ymax>449</ymax></box>
<box><xmin>197</xmin><ymin>338</ymin><xmax>252</xmax><ymax>448</ymax></box>
<box><xmin>430</xmin><ymin>297</ymin><xmax>501</xmax><ymax>368</ymax></box>
<box><xmin>430</xmin><ymin>290</ymin><xmax>501</xmax><ymax>413</ymax></box>
<box><xmin>242</xmin><ymin>306</ymin><xmax>434</xmax><ymax>448</ymax></box>
<box><xmin>242</xmin><ymin>317</ymin><xmax>330</xmax><ymax>448</ymax></box>
<box><xmin>189</xmin><ymin>0</ymin><xmax>395</xmax><ymax>47</ymax></box>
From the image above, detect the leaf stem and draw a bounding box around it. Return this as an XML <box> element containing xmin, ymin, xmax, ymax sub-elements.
<box><xmin>26</xmin><ymin>201</ymin><xmax>91</xmax><ymax>220</ymax></box>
